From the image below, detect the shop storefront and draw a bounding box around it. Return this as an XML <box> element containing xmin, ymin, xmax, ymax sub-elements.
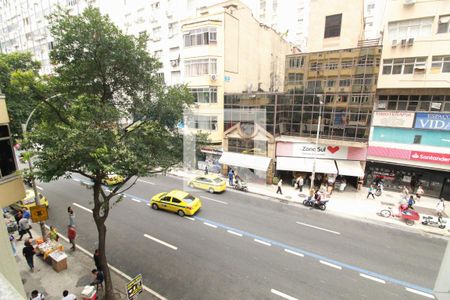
<box><xmin>198</xmin><ymin>146</ymin><xmax>223</xmax><ymax>173</ymax></box>
<box><xmin>275</xmin><ymin>141</ymin><xmax>366</xmax><ymax>189</ymax></box>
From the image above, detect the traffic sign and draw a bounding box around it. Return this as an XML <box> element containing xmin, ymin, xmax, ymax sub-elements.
<box><xmin>30</xmin><ymin>205</ymin><xmax>48</xmax><ymax>222</ymax></box>
<box><xmin>126</xmin><ymin>274</ymin><xmax>143</xmax><ymax>300</ymax></box>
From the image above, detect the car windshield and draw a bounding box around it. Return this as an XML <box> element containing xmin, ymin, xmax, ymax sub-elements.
<box><xmin>213</xmin><ymin>178</ymin><xmax>223</xmax><ymax>183</ymax></box>
<box><xmin>183</xmin><ymin>194</ymin><xmax>196</xmax><ymax>203</ymax></box>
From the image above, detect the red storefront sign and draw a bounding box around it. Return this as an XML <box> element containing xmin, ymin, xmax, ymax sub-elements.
<box><xmin>409</xmin><ymin>151</ymin><xmax>450</xmax><ymax>164</ymax></box>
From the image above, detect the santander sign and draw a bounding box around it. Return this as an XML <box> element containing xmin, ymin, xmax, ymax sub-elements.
<box><xmin>410</xmin><ymin>151</ymin><xmax>450</xmax><ymax>164</ymax></box>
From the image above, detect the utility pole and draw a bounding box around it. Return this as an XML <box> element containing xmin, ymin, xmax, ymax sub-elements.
<box><xmin>311</xmin><ymin>95</ymin><xmax>324</xmax><ymax>189</ymax></box>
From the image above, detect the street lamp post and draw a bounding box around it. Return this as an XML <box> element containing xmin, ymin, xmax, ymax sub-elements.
<box><xmin>311</xmin><ymin>95</ymin><xmax>324</xmax><ymax>189</ymax></box>
<box><xmin>21</xmin><ymin>94</ymin><xmax>61</xmax><ymax>241</ymax></box>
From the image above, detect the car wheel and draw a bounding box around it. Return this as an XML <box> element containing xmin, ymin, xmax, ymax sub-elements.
<box><xmin>151</xmin><ymin>203</ymin><xmax>159</xmax><ymax>210</ymax></box>
<box><xmin>177</xmin><ymin>210</ymin><xmax>185</xmax><ymax>217</ymax></box>
<box><xmin>319</xmin><ymin>204</ymin><xmax>326</xmax><ymax>211</ymax></box>
<box><xmin>379</xmin><ymin>209</ymin><xmax>391</xmax><ymax>218</ymax></box>
<box><xmin>405</xmin><ymin>219</ymin><xmax>414</xmax><ymax>226</ymax></box>
<box><xmin>439</xmin><ymin>225</ymin><xmax>446</xmax><ymax>229</ymax></box>
<box><xmin>208</xmin><ymin>187</ymin><xmax>214</xmax><ymax>194</ymax></box>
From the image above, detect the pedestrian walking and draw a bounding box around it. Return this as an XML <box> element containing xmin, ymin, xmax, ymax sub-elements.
<box><xmin>9</xmin><ymin>234</ymin><xmax>17</xmax><ymax>256</ymax></box>
<box><xmin>23</xmin><ymin>240</ymin><xmax>35</xmax><ymax>272</ymax></box>
<box><xmin>204</xmin><ymin>166</ymin><xmax>208</xmax><ymax>175</ymax></box>
<box><xmin>61</xmin><ymin>290</ymin><xmax>77</xmax><ymax>300</ymax></box>
<box><xmin>402</xmin><ymin>186</ymin><xmax>409</xmax><ymax>200</ymax></box>
<box><xmin>407</xmin><ymin>195</ymin><xmax>415</xmax><ymax>209</ymax></box>
<box><xmin>276</xmin><ymin>179</ymin><xmax>283</xmax><ymax>194</ymax></box>
<box><xmin>94</xmin><ymin>249</ymin><xmax>102</xmax><ymax>271</ymax></box>
<box><xmin>366</xmin><ymin>184</ymin><xmax>376</xmax><ymax>199</ymax></box>
<box><xmin>30</xmin><ymin>290</ymin><xmax>45</xmax><ymax>300</ymax></box>
<box><xmin>23</xmin><ymin>208</ymin><xmax>31</xmax><ymax>220</ymax></box>
<box><xmin>416</xmin><ymin>185</ymin><xmax>424</xmax><ymax>202</ymax></box>
<box><xmin>90</xmin><ymin>269</ymin><xmax>104</xmax><ymax>286</ymax></box>
<box><xmin>357</xmin><ymin>177</ymin><xmax>364</xmax><ymax>191</ymax></box>
<box><xmin>436</xmin><ymin>198</ymin><xmax>446</xmax><ymax>217</ymax></box>
<box><xmin>296</xmin><ymin>176</ymin><xmax>304</xmax><ymax>192</ymax></box>
<box><xmin>68</xmin><ymin>206</ymin><xmax>75</xmax><ymax>227</ymax></box>
<box><xmin>18</xmin><ymin>216</ymin><xmax>32</xmax><ymax>241</ymax></box>
<box><xmin>228</xmin><ymin>169</ymin><xmax>234</xmax><ymax>186</ymax></box>
<box><xmin>47</xmin><ymin>226</ymin><xmax>59</xmax><ymax>242</ymax></box>
<box><xmin>67</xmin><ymin>225</ymin><xmax>77</xmax><ymax>251</ymax></box>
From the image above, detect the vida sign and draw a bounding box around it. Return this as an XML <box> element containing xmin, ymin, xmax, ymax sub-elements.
<box><xmin>414</xmin><ymin>113</ymin><xmax>450</xmax><ymax>131</ymax></box>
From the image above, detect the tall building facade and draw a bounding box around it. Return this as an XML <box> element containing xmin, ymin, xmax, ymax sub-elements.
<box><xmin>367</xmin><ymin>0</ymin><xmax>450</xmax><ymax>199</ymax></box>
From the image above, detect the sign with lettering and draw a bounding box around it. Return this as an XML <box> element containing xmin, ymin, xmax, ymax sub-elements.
<box><xmin>414</xmin><ymin>113</ymin><xmax>450</xmax><ymax>131</ymax></box>
<box><xmin>372</xmin><ymin>111</ymin><xmax>415</xmax><ymax>128</ymax></box>
<box><xmin>292</xmin><ymin>143</ymin><xmax>348</xmax><ymax>159</ymax></box>
<box><xmin>126</xmin><ymin>274</ymin><xmax>143</xmax><ymax>300</ymax></box>
<box><xmin>410</xmin><ymin>151</ymin><xmax>450</xmax><ymax>164</ymax></box>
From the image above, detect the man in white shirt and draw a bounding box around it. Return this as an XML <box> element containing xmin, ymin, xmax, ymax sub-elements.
<box><xmin>61</xmin><ymin>290</ymin><xmax>76</xmax><ymax>300</ymax></box>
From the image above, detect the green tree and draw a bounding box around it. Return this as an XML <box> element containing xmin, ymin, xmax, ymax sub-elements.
<box><xmin>27</xmin><ymin>8</ymin><xmax>193</xmax><ymax>299</ymax></box>
<box><xmin>0</xmin><ymin>52</ymin><xmax>46</xmax><ymax>139</ymax></box>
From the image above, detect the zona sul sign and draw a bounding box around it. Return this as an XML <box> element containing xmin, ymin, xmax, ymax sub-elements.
<box><xmin>414</xmin><ymin>113</ymin><xmax>450</xmax><ymax>131</ymax></box>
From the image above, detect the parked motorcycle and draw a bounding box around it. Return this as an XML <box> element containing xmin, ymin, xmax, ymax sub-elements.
<box><xmin>422</xmin><ymin>215</ymin><xmax>447</xmax><ymax>229</ymax></box>
<box><xmin>303</xmin><ymin>198</ymin><xmax>329</xmax><ymax>211</ymax></box>
<box><xmin>234</xmin><ymin>180</ymin><xmax>248</xmax><ymax>192</ymax></box>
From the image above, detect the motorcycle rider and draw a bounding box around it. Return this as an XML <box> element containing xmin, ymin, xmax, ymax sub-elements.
<box><xmin>314</xmin><ymin>190</ymin><xmax>323</xmax><ymax>205</ymax></box>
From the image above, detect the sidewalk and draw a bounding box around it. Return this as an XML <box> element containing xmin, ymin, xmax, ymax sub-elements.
<box><xmin>170</xmin><ymin>168</ymin><xmax>450</xmax><ymax>238</ymax></box>
<box><xmin>14</xmin><ymin>227</ymin><xmax>159</xmax><ymax>300</ymax></box>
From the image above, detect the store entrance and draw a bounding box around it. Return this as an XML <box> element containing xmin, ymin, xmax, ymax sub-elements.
<box><xmin>441</xmin><ymin>178</ymin><xmax>450</xmax><ymax>201</ymax></box>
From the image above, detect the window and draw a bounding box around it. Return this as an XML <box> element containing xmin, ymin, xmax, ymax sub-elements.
<box><xmin>388</xmin><ymin>17</ymin><xmax>433</xmax><ymax>40</ymax></box>
<box><xmin>288</xmin><ymin>57</ymin><xmax>304</xmax><ymax>68</ymax></box>
<box><xmin>339</xmin><ymin>79</ymin><xmax>351</xmax><ymax>87</ymax></box>
<box><xmin>153</xmin><ymin>50</ymin><xmax>162</xmax><ymax>59</ymax></box>
<box><xmin>0</xmin><ymin>125</ymin><xmax>17</xmax><ymax>178</ymax></box>
<box><xmin>190</xmin><ymin>115</ymin><xmax>218</xmax><ymax>131</ymax></box>
<box><xmin>382</xmin><ymin>57</ymin><xmax>427</xmax><ymax>75</ymax></box>
<box><xmin>437</xmin><ymin>15</ymin><xmax>450</xmax><ymax>34</ymax></box>
<box><xmin>326</xmin><ymin>80</ymin><xmax>335</xmax><ymax>87</ymax></box>
<box><xmin>413</xmin><ymin>135</ymin><xmax>422</xmax><ymax>144</ymax></box>
<box><xmin>151</xmin><ymin>1</ymin><xmax>160</xmax><ymax>9</ymax></box>
<box><xmin>168</xmin><ymin>22</ymin><xmax>178</xmax><ymax>36</ymax></box>
<box><xmin>431</xmin><ymin>56</ymin><xmax>450</xmax><ymax>73</ymax></box>
<box><xmin>309</xmin><ymin>62</ymin><xmax>322</xmax><ymax>71</ymax></box>
<box><xmin>183</xmin><ymin>27</ymin><xmax>217</xmax><ymax>47</ymax></box>
<box><xmin>190</xmin><ymin>87</ymin><xmax>218</xmax><ymax>103</ymax></box>
<box><xmin>307</xmin><ymin>80</ymin><xmax>322</xmax><ymax>89</ymax></box>
<box><xmin>184</xmin><ymin>58</ymin><xmax>217</xmax><ymax>77</ymax></box>
<box><xmin>325</xmin><ymin>61</ymin><xmax>338</xmax><ymax>69</ymax></box>
<box><xmin>172</xmin><ymin>198</ymin><xmax>181</xmax><ymax>204</ymax></box>
<box><xmin>152</xmin><ymin>27</ymin><xmax>161</xmax><ymax>41</ymax></box>
<box><xmin>324</xmin><ymin>14</ymin><xmax>342</xmax><ymax>38</ymax></box>
<box><xmin>287</xmin><ymin>73</ymin><xmax>303</xmax><ymax>83</ymax></box>
<box><xmin>341</xmin><ymin>60</ymin><xmax>353</xmax><ymax>68</ymax></box>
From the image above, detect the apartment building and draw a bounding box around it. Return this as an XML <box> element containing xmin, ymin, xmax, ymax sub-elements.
<box><xmin>367</xmin><ymin>0</ymin><xmax>450</xmax><ymax>199</ymax></box>
<box><xmin>0</xmin><ymin>93</ymin><xmax>26</xmax><ymax>299</ymax></box>
<box><xmin>181</xmin><ymin>0</ymin><xmax>293</xmax><ymax>144</ymax></box>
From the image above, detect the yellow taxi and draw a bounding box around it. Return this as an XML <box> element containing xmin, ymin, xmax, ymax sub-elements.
<box><xmin>11</xmin><ymin>189</ymin><xmax>49</xmax><ymax>211</ymax></box>
<box><xmin>188</xmin><ymin>175</ymin><xmax>226</xmax><ymax>193</ymax></box>
<box><xmin>102</xmin><ymin>173</ymin><xmax>125</xmax><ymax>186</ymax></box>
<box><xmin>149</xmin><ymin>190</ymin><xmax>202</xmax><ymax>217</ymax></box>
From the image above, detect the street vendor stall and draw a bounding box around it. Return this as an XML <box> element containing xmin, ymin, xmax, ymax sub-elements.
<box><xmin>35</xmin><ymin>239</ymin><xmax>67</xmax><ymax>271</ymax></box>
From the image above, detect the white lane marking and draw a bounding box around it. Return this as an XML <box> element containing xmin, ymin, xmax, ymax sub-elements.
<box><xmin>202</xmin><ymin>196</ymin><xmax>228</xmax><ymax>205</ymax></box>
<box><xmin>204</xmin><ymin>222</ymin><xmax>218</xmax><ymax>228</ymax></box>
<box><xmin>184</xmin><ymin>216</ymin><xmax>195</xmax><ymax>221</ymax></box>
<box><xmin>359</xmin><ymin>273</ymin><xmax>386</xmax><ymax>284</ymax></box>
<box><xmin>405</xmin><ymin>288</ymin><xmax>435</xmax><ymax>299</ymax></box>
<box><xmin>72</xmin><ymin>202</ymin><xmax>93</xmax><ymax>213</ymax></box>
<box><xmin>138</xmin><ymin>179</ymin><xmax>155</xmax><ymax>185</ymax></box>
<box><xmin>36</xmin><ymin>186</ymin><xmax>43</xmax><ymax>191</ymax></box>
<box><xmin>295</xmin><ymin>221</ymin><xmax>341</xmax><ymax>235</ymax></box>
<box><xmin>73</xmin><ymin>178</ymin><xmax>80</xmax><ymax>182</ymax></box>
<box><xmin>122</xmin><ymin>195</ymin><xmax>128</xmax><ymax>198</ymax></box>
<box><xmin>284</xmin><ymin>249</ymin><xmax>304</xmax><ymax>257</ymax></box>
<box><xmin>131</xmin><ymin>198</ymin><xmax>141</xmax><ymax>203</ymax></box>
<box><xmin>144</xmin><ymin>234</ymin><xmax>178</xmax><ymax>250</ymax></box>
<box><xmin>254</xmin><ymin>239</ymin><xmax>271</xmax><ymax>246</ymax></box>
<box><xmin>44</xmin><ymin>226</ymin><xmax>166</xmax><ymax>299</ymax></box>
<box><xmin>227</xmin><ymin>230</ymin><xmax>243</xmax><ymax>237</ymax></box>
<box><xmin>319</xmin><ymin>260</ymin><xmax>342</xmax><ymax>270</ymax></box>
<box><xmin>270</xmin><ymin>289</ymin><xmax>299</xmax><ymax>300</ymax></box>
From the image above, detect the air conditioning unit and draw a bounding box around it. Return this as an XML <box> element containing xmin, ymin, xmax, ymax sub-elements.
<box><xmin>407</xmin><ymin>38</ymin><xmax>414</xmax><ymax>46</ymax></box>
<box><xmin>400</xmin><ymin>39</ymin><xmax>407</xmax><ymax>47</ymax></box>
<box><xmin>391</xmin><ymin>39</ymin><xmax>397</xmax><ymax>48</ymax></box>
<box><xmin>210</xmin><ymin>74</ymin><xmax>217</xmax><ymax>81</ymax></box>
<box><xmin>404</xmin><ymin>0</ymin><xmax>416</xmax><ymax>5</ymax></box>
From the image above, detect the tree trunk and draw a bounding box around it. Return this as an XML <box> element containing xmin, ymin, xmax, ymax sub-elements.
<box><xmin>92</xmin><ymin>181</ymin><xmax>115</xmax><ymax>300</ymax></box>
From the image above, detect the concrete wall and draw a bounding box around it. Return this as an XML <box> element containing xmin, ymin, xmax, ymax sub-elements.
<box><xmin>0</xmin><ymin>98</ymin><xmax>9</xmax><ymax>123</ymax></box>
<box><xmin>378</xmin><ymin>0</ymin><xmax>450</xmax><ymax>89</ymax></box>
<box><xmin>307</xmin><ymin>0</ymin><xmax>364</xmax><ymax>52</ymax></box>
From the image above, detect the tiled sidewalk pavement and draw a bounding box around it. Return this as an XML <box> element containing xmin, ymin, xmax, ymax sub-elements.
<box><xmin>14</xmin><ymin>227</ymin><xmax>160</xmax><ymax>300</ymax></box>
<box><xmin>170</xmin><ymin>168</ymin><xmax>450</xmax><ymax>237</ymax></box>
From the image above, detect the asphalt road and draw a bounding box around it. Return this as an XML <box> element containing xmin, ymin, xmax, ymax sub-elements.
<box><xmin>34</xmin><ymin>174</ymin><xmax>447</xmax><ymax>300</ymax></box>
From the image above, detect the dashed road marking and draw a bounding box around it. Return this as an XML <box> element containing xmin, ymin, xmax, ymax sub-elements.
<box><xmin>184</xmin><ymin>216</ymin><xmax>195</xmax><ymax>221</ymax></box>
<box><xmin>359</xmin><ymin>273</ymin><xmax>386</xmax><ymax>284</ymax></box>
<box><xmin>227</xmin><ymin>230</ymin><xmax>243</xmax><ymax>237</ymax></box>
<box><xmin>405</xmin><ymin>288</ymin><xmax>435</xmax><ymax>299</ymax></box>
<box><xmin>72</xmin><ymin>202</ymin><xmax>93</xmax><ymax>213</ymax></box>
<box><xmin>204</xmin><ymin>222</ymin><xmax>218</xmax><ymax>228</ymax></box>
<box><xmin>295</xmin><ymin>221</ymin><xmax>340</xmax><ymax>235</ymax></box>
<box><xmin>319</xmin><ymin>260</ymin><xmax>342</xmax><ymax>270</ymax></box>
<box><xmin>254</xmin><ymin>239</ymin><xmax>271</xmax><ymax>246</ymax></box>
<box><xmin>73</xmin><ymin>178</ymin><xmax>80</xmax><ymax>182</ymax></box>
<box><xmin>284</xmin><ymin>249</ymin><xmax>304</xmax><ymax>257</ymax></box>
<box><xmin>36</xmin><ymin>186</ymin><xmax>43</xmax><ymax>191</ymax></box>
<box><xmin>138</xmin><ymin>179</ymin><xmax>155</xmax><ymax>185</ymax></box>
<box><xmin>202</xmin><ymin>196</ymin><xmax>228</xmax><ymax>205</ymax></box>
<box><xmin>131</xmin><ymin>198</ymin><xmax>141</xmax><ymax>203</ymax></box>
<box><xmin>144</xmin><ymin>234</ymin><xmax>177</xmax><ymax>250</ymax></box>
<box><xmin>271</xmin><ymin>289</ymin><xmax>298</xmax><ymax>300</ymax></box>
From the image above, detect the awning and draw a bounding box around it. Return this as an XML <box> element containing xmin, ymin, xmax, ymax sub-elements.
<box><xmin>219</xmin><ymin>152</ymin><xmax>271</xmax><ymax>171</ymax></box>
<box><xmin>276</xmin><ymin>157</ymin><xmax>337</xmax><ymax>174</ymax></box>
<box><xmin>336</xmin><ymin>160</ymin><xmax>364</xmax><ymax>177</ymax></box>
